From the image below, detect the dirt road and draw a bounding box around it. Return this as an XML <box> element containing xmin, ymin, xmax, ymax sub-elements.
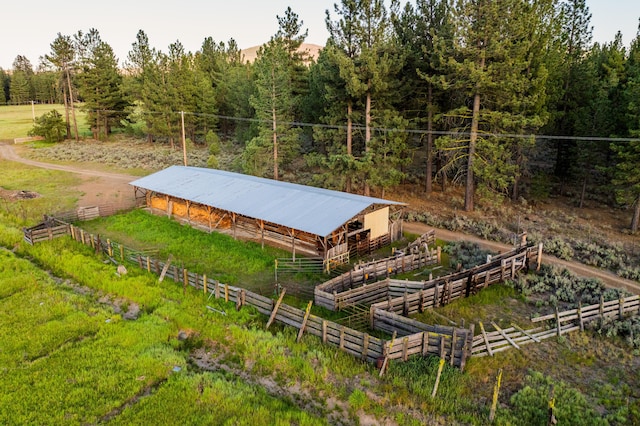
<box><xmin>2</xmin><ymin>142</ymin><xmax>638</xmax><ymax>294</ymax></box>
<box><xmin>405</xmin><ymin>218</ymin><xmax>640</xmax><ymax>295</ymax></box>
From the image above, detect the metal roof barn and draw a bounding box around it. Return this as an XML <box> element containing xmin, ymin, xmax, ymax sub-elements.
<box><xmin>129</xmin><ymin>166</ymin><xmax>404</xmax><ymax>238</ymax></box>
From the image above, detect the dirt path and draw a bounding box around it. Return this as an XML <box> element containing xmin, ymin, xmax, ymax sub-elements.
<box><xmin>404</xmin><ymin>222</ymin><xmax>640</xmax><ymax>295</ymax></box>
<box><xmin>0</xmin><ymin>143</ymin><xmax>136</xmax><ymax>207</ymax></box>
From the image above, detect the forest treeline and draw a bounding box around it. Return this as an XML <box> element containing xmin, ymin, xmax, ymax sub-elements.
<box><xmin>1</xmin><ymin>0</ymin><xmax>639</xmax><ymax>231</ymax></box>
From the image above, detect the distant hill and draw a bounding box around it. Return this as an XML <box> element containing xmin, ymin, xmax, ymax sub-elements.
<box><xmin>241</xmin><ymin>43</ymin><xmax>323</xmax><ymax>63</ymax></box>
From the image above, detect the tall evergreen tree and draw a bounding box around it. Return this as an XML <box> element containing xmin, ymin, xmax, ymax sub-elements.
<box><xmin>9</xmin><ymin>55</ymin><xmax>35</xmax><ymax>104</ymax></box>
<box><xmin>243</xmin><ymin>10</ymin><xmax>308</xmax><ymax>180</ymax></box>
<box><xmin>546</xmin><ymin>0</ymin><xmax>593</xmax><ymax>186</ymax></box>
<box><xmin>322</xmin><ymin>0</ymin><xmax>406</xmax><ymax>196</ymax></box>
<box><xmin>245</xmin><ymin>38</ymin><xmax>300</xmax><ymax>180</ymax></box>
<box><xmin>439</xmin><ymin>0</ymin><xmax>551</xmax><ymax>210</ymax></box>
<box><xmin>319</xmin><ymin>0</ymin><xmax>362</xmax><ymax>193</ymax></box>
<box><xmin>76</xmin><ymin>30</ymin><xmax>129</xmax><ymax>139</ymax></box>
<box><xmin>126</xmin><ymin>30</ymin><xmax>158</xmax><ymax>143</ymax></box>
<box><xmin>573</xmin><ymin>34</ymin><xmax>626</xmax><ymax>206</ymax></box>
<box><xmin>0</xmin><ymin>68</ymin><xmax>9</xmax><ymax>104</ymax></box>
<box><xmin>391</xmin><ymin>0</ymin><xmax>452</xmax><ymax>193</ymax></box>
<box><xmin>615</xmin><ymin>26</ymin><xmax>640</xmax><ymax>233</ymax></box>
<box><xmin>45</xmin><ymin>33</ymin><xmax>79</xmax><ymax>140</ymax></box>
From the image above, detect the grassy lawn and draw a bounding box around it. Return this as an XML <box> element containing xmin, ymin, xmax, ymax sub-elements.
<box><xmin>0</xmin><ymin>104</ymin><xmax>89</xmax><ymax>140</ymax></box>
<box><xmin>1</xmin><ymin>162</ymin><xmax>638</xmax><ymax>424</ymax></box>
<box><xmin>79</xmin><ymin>209</ymin><xmax>299</xmax><ymax>290</ymax></box>
<box><xmin>0</xmin><ymin>160</ymin><xmax>82</xmax><ymax>226</ymax></box>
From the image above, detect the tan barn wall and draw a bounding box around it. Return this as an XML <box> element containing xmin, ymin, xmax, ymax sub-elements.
<box><xmin>364</xmin><ymin>207</ymin><xmax>390</xmax><ymax>239</ymax></box>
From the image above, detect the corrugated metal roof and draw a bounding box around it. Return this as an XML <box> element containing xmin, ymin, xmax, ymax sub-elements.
<box><xmin>130</xmin><ymin>166</ymin><xmax>404</xmax><ymax>237</ymax></box>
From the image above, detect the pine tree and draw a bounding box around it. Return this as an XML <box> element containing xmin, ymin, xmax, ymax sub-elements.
<box><xmin>0</xmin><ymin>68</ymin><xmax>9</xmax><ymax>104</ymax></box>
<box><xmin>45</xmin><ymin>34</ymin><xmax>79</xmax><ymax>140</ymax></box>
<box><xmin>245</xmin><ymin>39</ymin><xmax>300</xmax><ymax>180</ymax></box>
<box><xmin>76</xmin><ymin>30</ymin><xmax>129</xmax><ymax>139</ymax></box>
<box><xmin>391</xmin><ymin>0</ymin><xmax>452</xmax><ymax>193</ymax></box>
<box><xmin>438</xmin><ymin>0</ymin><xmax>551</xmax><ymax>210</ymax></box>
<box><xmin>615</xmin><ymin>26</ymin><xmax>640</xmax><ymax>233</ymax></box>
<box><xmin>9</xmin><ymin>55</ymin><xmax>35</xmax><ymax>104</ymax></box>
<box><xmin>546</xmin><ymin>0</ymin><xmax>593</xmax><ymax>186</ymax></box>
<box><xmin>126</xmin><ymin>30</ymin><xmax>160</xmax><ymax>143</ymax></box>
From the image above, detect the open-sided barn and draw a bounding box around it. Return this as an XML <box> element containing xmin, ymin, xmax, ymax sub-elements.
<box><xmin>130</xmin><ymin>166</ymin><xmax>405</xmax><ymax>263</ymax></box>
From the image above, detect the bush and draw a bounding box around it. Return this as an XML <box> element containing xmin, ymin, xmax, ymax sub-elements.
<box><xmin>29</xmin><ymin>110</ymin><xmax>66</xmax><ymax>142</ymax></box>
<box><xmin>442</xmin><ymin>241</ymin><xmax>493</xmax><ymax>270</ymax></box>
<box><xmin>508</xmin><ymin>371</ymin><xmax>605</xmax><ymax>425</ymax></box>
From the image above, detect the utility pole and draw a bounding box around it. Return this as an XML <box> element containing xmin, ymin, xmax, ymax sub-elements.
<box><xmin>181</xmin><ymin>111</ymin><xmax>187</xmax><ymax>166</ymax></box>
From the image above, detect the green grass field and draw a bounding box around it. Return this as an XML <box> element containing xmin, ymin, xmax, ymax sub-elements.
<box><xmin>1</xmin><ymin>112</ymin><xmax>638</xmax><ymax>423</ymax></box>
<box><xmin>0</xmin><ymin>104</ymin><xmax>89</xmax><ymax>140</ymax></box>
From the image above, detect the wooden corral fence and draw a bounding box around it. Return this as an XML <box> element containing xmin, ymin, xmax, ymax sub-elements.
<box><xmin>315</xmin><ymin>247</ymin><xmax>441</xmax><ymax>310</ymax></box>
<box><xmin>372</xmin><ymin>308</ymin><xmax>474</xmax><ymax>370</ymax></box>
<box><xmin>371</xmin><ymin>245</ymin><xmax>539</xmax><ymax>317</ymax></box>
<box><xmin>471</xmin><ymin>295</ymin><xmax>640</xmax><ymax>357</ymax></box>
<box><xmin>405</xmin><ymin>229</ymin><xmax>436</xmax><ymax>252</ymax></box>
<box><xmin>317</xmin><ymin>243</ymin><xmax>541</xmax><ymax>313</ymax></box>
<box><xmin>55</xmin><ymin>203</ymin><xmax>133</xmax><ymax>222</ymax></box>
<box><xmin>24</xmin><ymin>217</ymin><xmax>473</xmax><ymax>371</ymax></box>
<box><xmin>23</xmin><ymin>216</ymin><xmax>71</xmax><ymax>245</ymax></box>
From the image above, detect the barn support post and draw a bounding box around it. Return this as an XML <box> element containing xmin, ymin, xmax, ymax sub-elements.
<box><xmin>290</xmin><ymin>228</ymin><xmax>296</xmax><ymax>261</ymax></box>
<box><xmin>232</xmin><ymin>213</ymin><xmax>237</xmax><ymax>239</ymax></box>
<box><xmin>260</xmin><ymin>220</ymin><xmax>265</xmax><ymax>249</ymax></box>
<box><xmin>186</xmin><ymin>200</ymin><xmax>191</xmax><ymax>225</ymax></box>
<box><xmin>207</xmin><ymin>206</ymin><xmax>212</xmax><ymax>232</ymax></box>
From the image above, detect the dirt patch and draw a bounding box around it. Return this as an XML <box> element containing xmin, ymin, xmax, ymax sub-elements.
<box><xmin>0</xmin><ymin>188</ymin><xmax>41</xmax><ymax>200</ymax></box>
<box><xmin>76</xmin><ymin>175</ymin><xmax>136</xmax><ymax>208</ymax></box>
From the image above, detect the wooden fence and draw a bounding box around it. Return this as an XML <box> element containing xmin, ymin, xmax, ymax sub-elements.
<box><xmin>23</xmin><ymin>216</ymin><xmax>71</xmax><ymax>245</ymax></box>
<box><xmin>26</xmin><ymin>217</ymin><xmax>473</xmax><ymax>370</ymax></box>
<box><xmin>315</xmin><ymin>248</ymin><xmax>441</xmax><ymax>310</ymax></box>
<box><xmin>372</xmin><ymin>308</ymin><xmax>474</xmax><ymax>369</ymax></box>
<box><xmin>55</xmin><ymin>203</ymin><xmax>133</xmax><ymax>223</ymax></box>
<box><xmin>471</xmin><ymin>295</ymin><xmax>640</xmax><ymax>357</ymax></box>
<box><xmin>318</xmin><ymin>244</ymin><xmax>540</xmax><ymax>314</ymax></box>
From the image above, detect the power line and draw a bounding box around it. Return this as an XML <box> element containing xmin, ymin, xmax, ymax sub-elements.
<box><xmin>88</xmin><ymin>107</ymin><xmax>640</xmax><ymax>143</ymax></box>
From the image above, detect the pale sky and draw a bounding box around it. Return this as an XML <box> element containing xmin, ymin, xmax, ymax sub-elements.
<box><xmin>1</xmin><ymin>0</ymin><xmax>639</xmax><ymax>70</ymax></box>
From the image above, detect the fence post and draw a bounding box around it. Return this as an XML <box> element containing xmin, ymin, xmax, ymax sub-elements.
<box><xmin>431</xmin><ymin>358</ymin><xmax>446</xmax><ymax>399</ymax></box>
<box><xmin>619</xmin><ymin>297</ymin><xmax>624</xmax><ymax>319</ymax></box>
<box><xmin>578</xmin><ymin>301</ymin><xmax>584</xmax><ymax>332</ymax></box>
<box><xmin>555</xmin><ymin>306</ymin><xmax>561</xmax><ymax>337</ymax></box>
<box><xmin>297</xmin><ymin>300</ymin><xmax>313</xmax><ymax>342</ymax></box>
<box><xmin>361</xmin><ymin>333</ymin><xmax>370</xmax><ymax>360</ymax></box>
<box><xmin>120</xmin><ymin>245</ymin><xmax>124</xmax><ymax>261</ymax></box>
<box><xmin>536</xmin><ymin>242</ymin><xmax>543</xmax><ymax>272</ymax></box>
<box><xmin>450</xmin><ymin>330</ymin><xmax>456</xmax><ymax>366</ymax></box>
<box><xmin>489</xmin><ymin>368</ymin><xmax>503</xmax><ymax>422</ymax></box>
<box><xmin>203</xmin><ymin>274</ymin><xmax>207</xmax><ymax>295</ymax></box>
<box><xmin>183</xmin><ymin>268</ymin><xmax>188</xmax><ymax>295</ymax></box>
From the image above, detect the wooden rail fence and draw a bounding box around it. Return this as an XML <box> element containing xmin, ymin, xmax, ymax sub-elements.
<box><xmin>24</xmin><ymin>217</ymin><xmax>473</xmax><ymax>370</ymax></box>
<box><xmin>315</xmin><ymin>248</ymin><xmax>441</xmax><ymax>310</ymax></box>
<box><xmin>471</xmin><ymin>295</ymin><xmax>640</xmax><ymax>357</ymax></box>
<box><xmin>23</xmin><ymin>217</ymin><xmax>71</xmax><ymax>245</ymax></box>
<box><xmin>317</xmin><ymin>244</ymin><xmax>540</xmax><ymax>314</ymax></box>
